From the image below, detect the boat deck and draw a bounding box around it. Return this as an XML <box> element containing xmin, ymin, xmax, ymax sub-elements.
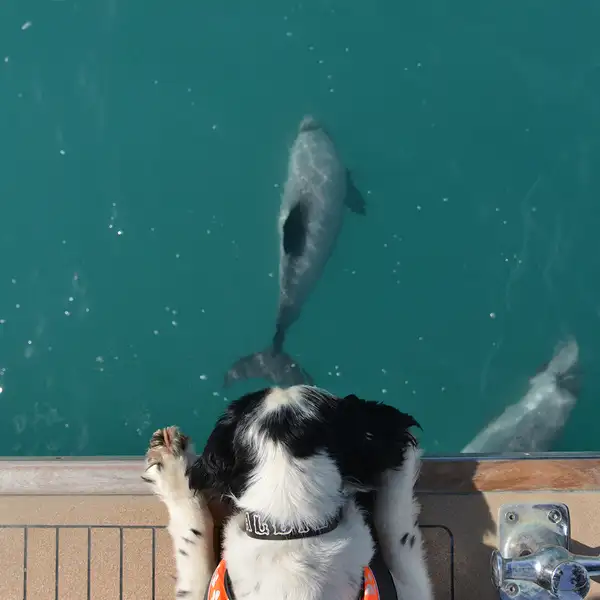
<box><xmin>2</xmin><ymin>456</ymin><xmax>600</xmax><ymax>599</ymax></box>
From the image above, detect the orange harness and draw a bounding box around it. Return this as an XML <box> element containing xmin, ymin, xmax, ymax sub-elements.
<box><xmin>206</xmin><ymin>559</ymin><xmax>380</xmax><ymax>600</ymax></box>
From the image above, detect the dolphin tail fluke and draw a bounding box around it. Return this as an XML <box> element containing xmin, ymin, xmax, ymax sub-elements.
<box><xmin>535</xmin><ymin>337</ymin><xmax>580</xmax><ymax>397</ymax></box>
<box><xmin>223</xmin><ymin>348</ymin><xmax>314</xmax><ymax>388</ymax></box>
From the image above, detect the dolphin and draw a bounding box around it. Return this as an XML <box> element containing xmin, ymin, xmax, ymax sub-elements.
<box><xmin>462</xmin><ymin>337</ymin><xmax>580</xmax><ymax>453</ymax></box>
<box><xmin>224</xmin><ymin>115</ymin><xmax>365</xmax><ymax>387</ymax></box>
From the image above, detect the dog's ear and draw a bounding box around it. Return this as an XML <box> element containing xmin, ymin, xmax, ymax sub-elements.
<box><xmin>188</xmin><ymin>388</ymin><xmax>269</xmax><ymax>500</ymax></box>
<box><xmin>188</xmin><ymin>412</ymin><xmax>252</xmax><ymax>499</ymax></box>
<box><xmin>329</xmin><ymin>394</ymin><xmax>420</xmax><ymax>490</ymax></box>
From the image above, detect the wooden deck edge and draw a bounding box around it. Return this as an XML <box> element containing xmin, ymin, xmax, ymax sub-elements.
<box><xmin>419</xmin><ymin>456</ymin><xmax>600</xmax><ymax>493</ymax></box>
<box><xmin>3</xmin><ymin>453</ymin><xmax>600</xmax><ymax>494</ymax></box>
<box><xmin>0</xmin><ymin>458</ymin><xmax>149</xmax><ymax>495</ymax></box>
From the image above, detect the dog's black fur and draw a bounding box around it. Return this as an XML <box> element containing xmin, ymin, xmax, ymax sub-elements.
<box><xmin>189</xmin><ymin>387</ymin><xmax>420</xmax><ymax>503</ymax></box>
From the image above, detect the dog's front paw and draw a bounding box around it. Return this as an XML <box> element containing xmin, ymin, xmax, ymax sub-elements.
<box><xmin>142</xmin><ymin>426</ymin><xmax>191</xmax><ymax>501</ymax></box>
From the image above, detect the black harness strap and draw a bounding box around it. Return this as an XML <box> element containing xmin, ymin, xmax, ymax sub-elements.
<box><xmin>224</xmin><ymin>570</ymin><xmax>235</xmax><ymax>600</ymax></box>
<box><xmin>368</xmin><ymin>550</ymin><xmax>398</xmax><ymax>600</ymax></box>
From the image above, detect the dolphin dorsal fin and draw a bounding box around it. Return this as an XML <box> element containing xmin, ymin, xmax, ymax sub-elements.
<box><xmin>345</xmin><ymin>169</ymin><xmax>366</xmax><ymax>215</ymax></box>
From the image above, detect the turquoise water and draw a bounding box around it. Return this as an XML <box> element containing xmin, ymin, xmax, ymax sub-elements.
<box><xmin>1</xmin><ymin>1</ymin><xmax>600</xmax><ymax>456</ymax></box>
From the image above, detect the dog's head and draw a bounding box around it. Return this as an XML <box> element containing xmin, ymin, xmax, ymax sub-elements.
<box><xmin>189</xmin><ymin>385</ymin><xmax>419</xmax><ymax>526</ymax></box>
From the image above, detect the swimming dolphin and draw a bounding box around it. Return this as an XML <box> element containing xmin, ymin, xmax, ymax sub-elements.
<box><xmin>224</xmin><ymin>115</ymin><xmax>365</xmax><ymax>387</ymax></box>
<box><xmin>462</xmin><ymin>337</ymin><xmax>580</xmax><ymax>453</ymax></box>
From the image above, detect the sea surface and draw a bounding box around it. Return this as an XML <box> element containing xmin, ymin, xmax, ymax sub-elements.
<box><xmin>1</xmin><ymin>0</ymin><xmax>600</xmax><ymax>456</ymax></box>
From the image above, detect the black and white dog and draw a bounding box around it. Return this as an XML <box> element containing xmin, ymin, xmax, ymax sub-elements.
<box><xmin>143</xmin><ymin>385</ymin><xmax>433</xmax><ymax>600</ymax></box>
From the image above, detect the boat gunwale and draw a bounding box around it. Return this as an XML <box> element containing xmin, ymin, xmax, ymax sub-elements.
<box><xmin>2</xmin><ymin>453</ymin><xmax>600</xmax><ymax>495</ymax></box>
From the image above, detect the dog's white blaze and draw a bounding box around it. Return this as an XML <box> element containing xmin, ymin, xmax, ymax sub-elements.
<box><xmin>263</xmin><ymin>386</ymin><xmax>304</xmax><ymax>411</ymax></box>
<box><xmin>261</xmin><ymin>385</ymin><xmax>321</xmax><ymax>416</ymax></box>
<box><xmin>241</xmin><ymin>445</ymin><xmax>343</xmax><ymax>527</ymax></box>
